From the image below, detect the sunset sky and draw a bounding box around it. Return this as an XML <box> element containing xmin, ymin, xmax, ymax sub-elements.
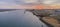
<box><xmin>0</xmin><ymin>0</ymin><xmax>60</xmax><ymax>9</ymax></box>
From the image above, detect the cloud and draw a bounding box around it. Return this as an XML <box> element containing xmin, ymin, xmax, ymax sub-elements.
<box><xmin>0</xmin><ymin>0</ymin><xmax>40</xmax><ymax>9</ymax></box>
<box><xmin>42</xmin><ymin>0</ymin><xmax>60</xmax><ymax>4</ymax></box>
<box><xmin>0</xmin><ymin>0</ymin><xmax>60</xmax><ymax>9</ymax></box>
<box><xmin>42</xmin><ymin>1</ymin><xmax>54</xmax><ymax>4</ymax></box>
<box><xmin>24</xmin><ymin>0</ymin><xmax>38</xmax><ymax>3</ymax></box>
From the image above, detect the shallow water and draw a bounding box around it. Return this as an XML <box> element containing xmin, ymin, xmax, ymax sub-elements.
<box><xmin>0</xmin><ymin>9</ymin><xmax>48</xmax><ymax>27</ymax></box>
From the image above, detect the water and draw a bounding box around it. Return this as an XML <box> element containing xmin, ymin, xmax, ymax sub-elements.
<box><xmin>0</xmin><ymin>9</ymin><xmax>48</xmax><ymax>27</ymax></box>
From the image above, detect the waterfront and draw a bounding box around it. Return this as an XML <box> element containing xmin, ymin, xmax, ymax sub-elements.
<box><xmin>0</xmin><ymin>9</ymin><xmax>48</xmax><ymax>27</ymax></box>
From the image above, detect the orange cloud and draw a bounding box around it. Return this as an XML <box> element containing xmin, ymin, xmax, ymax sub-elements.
<box><xmin>32</xmin><ymin>5</ymin><xmax>60</xmax><ymax>9</ymax></box>
<box><xmin>0</xmin><ymin>4</ymin><xmax>60</xmax><ymax>9</ymax></box>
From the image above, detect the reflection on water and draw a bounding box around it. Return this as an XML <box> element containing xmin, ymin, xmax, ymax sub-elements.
<box><xmin>0</xmin><ymin>9</ymin><xmax>48</xmax><ymax>27</ymax></box>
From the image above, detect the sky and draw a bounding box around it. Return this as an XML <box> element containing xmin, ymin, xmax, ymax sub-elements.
<box><xmin>0</xmin><ymin>0</ymin><xmax>60</xmax><ymax>9</ymax></box>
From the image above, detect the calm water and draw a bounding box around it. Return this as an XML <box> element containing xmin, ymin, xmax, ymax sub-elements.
<box><xmin>0</xmin><ymin>9</ymin><xmax>48</xmax><ymax>27</ymax></box>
